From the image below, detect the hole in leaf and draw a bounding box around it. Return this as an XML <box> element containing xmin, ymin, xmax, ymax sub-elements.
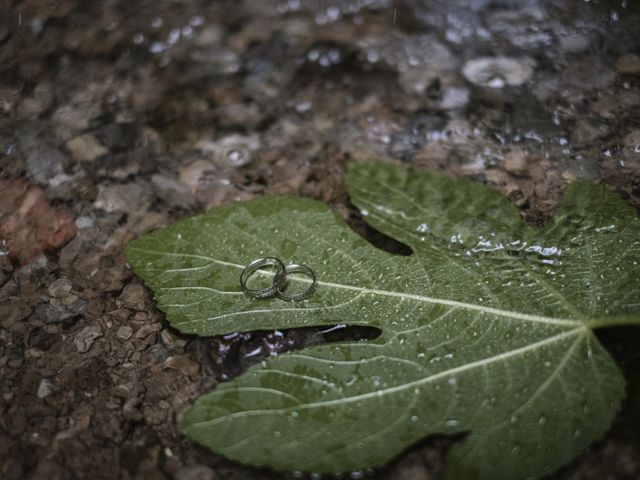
<box><xmin>199</xmin><ymin>324</ymin><xmax>381</xmax><ymax>382</ymax></box>
<box><xmin>345</xmin><ymin>199</ymin><xmax>413</xmax><ymax>256</ymax></box>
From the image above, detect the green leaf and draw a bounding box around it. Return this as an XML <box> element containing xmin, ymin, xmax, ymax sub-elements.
<box><xmin>125</xmin><ymin>161</ymin><xmax>640</xmax><ymax>480</ymax></box>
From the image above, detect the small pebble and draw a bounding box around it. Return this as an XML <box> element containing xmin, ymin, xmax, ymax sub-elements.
<box><xmin>164</xmin><ymin>355</ymin><xmax>199</xmax><ymax>377</ymax></box>
<box><xmin>66</xmin><ymin>133</ymin><xmax>108</xmax><ymax>163</ymax></box>
<box><xmin>503</xmin><ymin>148</ymin><xmax>528</xmax><ymax>174</ymax></box>
<box><xmin>74</xmin><ymin>325</ymin><xmax>103</xmax><ymax>353</ymax></box>
<box><xmin>37</xmin><ymin>378</ymin><xmax>57</xmax><ymax>399</ymax></box>
<box><xmin>174</xmin><ymin>464</ymin><xmax>218</xmax><ymax>480</ymax></box>
<box><xmin>462</xmin><ymin>57</ymin><xmax>534</xmax><ymax>88</ymax></box>
<box><xmin>47</xmin><ymin>278</ymin><xmax>73</xmax><ymax>298</ymax></box>
<box><xmin>116</xmin><ymin>325</ymin><xmax>134</xmax><ymax>340</ymax></box>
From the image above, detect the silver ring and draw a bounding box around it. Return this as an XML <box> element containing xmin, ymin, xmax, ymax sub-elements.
<box><xmin>240</xmin><ymin>257</ymin><xmax>287</xmax><ymax>299</ymax></box>
<box><xmin>276</xmin><ymin>263</ymin><xmax>317</xmax><ymax>302</ymax></box>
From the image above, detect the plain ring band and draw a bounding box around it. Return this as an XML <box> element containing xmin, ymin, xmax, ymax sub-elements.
<box><xmin>240</xmin><ymin>257</ymin><xmax>287</xmax><ymax>299</ymax></box>
<box><xmin>276</xmin><ymin>263</ymin><xmax>317</xmax><ymax>302</ymax></box>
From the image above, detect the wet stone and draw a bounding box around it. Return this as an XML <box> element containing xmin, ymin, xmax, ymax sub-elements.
<box><xmin>0</xmin><ymin>269</ymin><xmax>9</xmax><ymax>288</ymax></box>
<box><xmin>47</xmin><ymin>278</ymin><xmax>73</xmax><ymax>298</ymax></box>
<box><xmin>0</xmin><ymin>178</ymin><xmax>77</xmax><ymax>265</ymax></box>
<box><xmin>562</xmin><ymin>61</ymin><xmax>616</xmax><ymax>90</ymax></box>
<box><xmin>120</xmin><ymin>283</ymin><xmax>148</xmax><ymax>311</ymax></box>
<box><xmin>164</xmin><ymin>355</ymin><xmax>199</xmax><ymax>378</ymax></box>
<box><xmin>37</xmin><ymin>378</ymin><xmax>57</xmax><ymax>399</ymax></box>
<box><xmin>502</xmin><ymin>148</ymin><xmax>528</xmax><ymax>175</ymax></box>
<box><xmin>462</xmin><ymin>57</ymin><xmax>534</xmax><ymax>88</ymax></box>
<box><xmin>27</xmin><ymin>327</ymin><xmax>57</xmax><ymax>351</ymax></box>
<box><xmin>616</xmin><ymin>54</ymin><xmax>640</xmax><ymax>75</ymax></box>
<box><xmin>94</xmin><ymin>183</ymin><xmax>152</xmax><ymax>214</ymax></box>
<box><xmin>0</xmin><ymin>302</ymin><xmax>32</xmax><ymax>331</ymax></box>
<box><xmin>174</xmin><ymin>464</ymin><xmax>218</xmax><ymax>480</ymax></box>
<box><xmin>25</xmin><ymin>147</ymin><xmax>68</xmax><ymax>185</ymax></box>
<box><xmin>194</xmin><ymin>134</ymin><xmax>261</xmax><ymax>168</ymax></box>
<box><xmin>151</xmin><ymin>174</ymin><xmax>194</xmax><ymax>209</ymax></box>
<box><xmin>117</xmin><ymin>325</ymin><xmax>134</xmax><ymax>340</ymax></box>
<box><xmin>75</xmin><ymin>216</ymin><xmax>94</xmax><ymax>230</ymax></box>
<box><xmin>74</xmin><ymin>325</ymin><xmax>103</xmax><ymax>353</ymax></box>
<box><xmin>66</xmin><ymin>133</ymin><xmax>109</xmax><ymax>163</ymax></box>
<box><xmin>35</xmin><ymin>302</ymin><xmax>85</xmax><ymax>326</ymax></box>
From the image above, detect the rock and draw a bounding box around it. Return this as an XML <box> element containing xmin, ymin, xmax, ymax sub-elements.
<box><xmin>47</xmin><ymin>278</ymin><xmax>73</xmax><ymax>298</ymax></box>
<box><xmin>37</xmin><ymin>378</ymin><xmax>57</xmax><ymax>399</ymax></box>
<box><xmin>25</xmin><ymin>147</ymin><xmax>67</xmax><ymax>184</ymax></box>
<box><xmin>462</xmin><ymin>57</ymin><xmax>535</xmax><ymax>88</ymax></box>
<box><xmin>194</xmin><ymin>26</ymin><xmax>223</xmax><ymax>47</ymax></box>
<box><xmin>164</xmin><ymin>355</ymin><xmax>199</xmax><ymax>377</ymax></box>
<box><xmin>438</xmin><ymin>86</ymin><xmax>470</xmax><ymax>110</ymax></box>
<box><xmin>0</xmin><ymin>87</ymin><xmax>19</xmax><ymax>115</ymax></box>
<box><xmin>194</xmin><ymin>134</ymin><xmax>261</xmax><ymax>168</ymax></box>
<box><xmin>214</xmin><ymin>102</ymin><xmax>265</xmax><ymax>129</ymax></box>
<box><xmin>120</xmin><ymin>283</ymin><xmax>147</xmax><ymax>311</ymax></box>
<box><xmin>0</xmin><ymin>269</ymin><xmax>9</xmax><ymax>288</ymax></box>
<box><xmin>27</xmin><ymin>327</ymin><xmax>57</xmax><ymax>351</ymax></box>
<box><xmin>558</xmin><ymin>32</ymin><xmax>592</xmax><ymax>54</ymax></box>
<box><xmin>623</xmin><ymin>129</ymin><xmax>640</xmax><ymax>159</ymax></box>
<box><xmin>66</xmin><ymin>133</ymin><xmax>109</xmax><ymax>163</ymax></box>
<box><xmin>502</xmin><ymin>148</ymin><xmax>528</xmax><ymax>174</ymax></box>
<box><xmin>562</xmin><ymin>61</ymin><xmax>616</xmax><ymax>90</ymax></box>
<box><xmin>179</xmin><ymin>160</ymin><xmax>219</xmax><ymax>194</ymax></box>
<box><xmin>74</xmin><ymin>216</ymin><xmax>94</xmax><ymax>229</ymax></box>
<box><xmin>398</xmin><ymin>66</ymin><xmax>442</xmax><ymax>96</ymax></box>
<box><xmin>116</xmin><ymin>325</ymin><xmax>134</xmax><ymax>340</ymax></box>
<box><xmin>74</xmin><ymin>325</ymin><xmax>103</xmax><ymax>353</ymax></box>
<box><xmin>615</xmin><ymin>54</ymin><xmax>640</xmax><ymax>75</ymax></box>
<box><xmin>94</xmin><ymin>182</ymin><xmax>152</xmax><ymax>214</ymax></box>
<box><xmin>36</xmin><ymin>301</ymin><xmax>86</xmax><ymax>326</ymax></box>
<box><xmin>151</xmin><ymin>174</ymin><xmax>194</xmax><ymax>209</ymax></box>
<box><xmin>174</xmin><ymin>464</ymin><xmax>218</xmax><ymax>480</ymax></box>
<box><xmin>52</xmin><ymin>104</ymin><xmax>99</xmax><ymax>140</ymax></box>
<box><xmin>0</xmin><ymin>302</ymin><xmax>32</xmax><ymax>330</ymax></box>
<box><xmin>19</xmin><ymin>82</ymin><xmax>54</xmax><ymax>118</ymax></box>
<box><xmin>0</xmin><ymin>178</ymin><xmax>77</xmax><ymax>265</ymax></box>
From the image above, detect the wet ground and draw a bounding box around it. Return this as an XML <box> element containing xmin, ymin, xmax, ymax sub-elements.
<box><xmin>1</xmin><ymin>0</ymin><xmax>640</xmax><ymax>479</ymax></box>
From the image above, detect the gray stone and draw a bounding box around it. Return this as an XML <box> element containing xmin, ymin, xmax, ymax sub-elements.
<box><xmin>47</xmin><ymin>278</ymin><xmax>73</xmax><ymax>298</ymax></box>
<box><xmin>116</xmin><ymin>325</ymin><xmax>134</xmax><ymax>340</ymax></box>
<box><xmin>37</xmin><ymin>378</ymin><xmax>57</xmax><ymax>399</ymax></box>
<box><xmin>74</xmin><ymin>325</ymin><xmax>103</xmax><ymax>353</ymax></box>
<box><xmin>26</xmin><ymin>147</ymin><xmax>67</xmax><ymax>185</ymax></box>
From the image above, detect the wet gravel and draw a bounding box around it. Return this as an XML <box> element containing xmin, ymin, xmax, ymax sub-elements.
<box><xmin>1</xmin><ymin>0</ymin><xmax>640</xmax><ymax>479</ymax></box>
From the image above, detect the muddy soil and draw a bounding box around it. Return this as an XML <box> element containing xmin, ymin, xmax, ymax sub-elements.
<box><xmin>1</xmin><ymin>1</ymin><xmax>640</xmax><ymax>479</ymax></box>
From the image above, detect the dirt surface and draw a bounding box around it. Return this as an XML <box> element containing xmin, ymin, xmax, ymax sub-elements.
<box><xmin>1</xmin><ymin>1</ymin><xmax>640</xmax><ymax>479</ymax></box>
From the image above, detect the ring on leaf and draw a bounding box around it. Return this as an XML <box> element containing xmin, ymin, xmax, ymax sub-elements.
<box><xmin>240</xmin><ymin>257</ymin><xmax>287</xmax><ymax>299</ymax></box>
<box><xmin>276</xmin><ymin>263</ymin><xmax>317</xmax><ymax>302</ymax></box>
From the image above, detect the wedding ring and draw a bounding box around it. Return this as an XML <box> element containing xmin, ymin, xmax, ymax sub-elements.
<box><xmin>240</xmin><ymin>257</ymin><xmax>287</xmax><ymax>299</ymax></box>
<box><xmin>276</xmin><ymin>263</ymin><xmax>317</xmax><ymax>302</ymax></box>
